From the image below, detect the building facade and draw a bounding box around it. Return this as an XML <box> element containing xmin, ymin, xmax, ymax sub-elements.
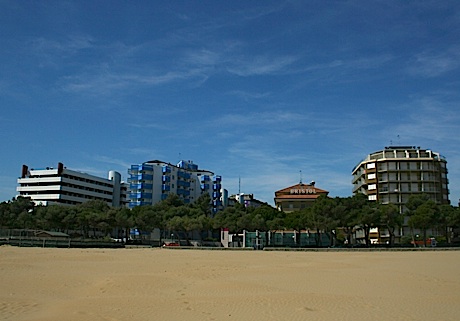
<box><xmin>128</xmin><ymin>160</ymin><xmax>226</xmax><ymax>214</ymax></box>
<box><xmin>352</xmin><ymin>146</ymin><xmax>449</xmax><ymax>208</ymax></box>
<box><xmin>17</xmin><ymin>163</ymin><xmax>128</xmax><ymax>207</ymax></box>
<box><xmin>274</xmin><ymin>182</ymin><xmax>329</xmax><ymax>213</ymax></box>
<box><xmin>228</xmin><ymin>193</ymin><xmax>268</xmax><ymax>208</ymax></box>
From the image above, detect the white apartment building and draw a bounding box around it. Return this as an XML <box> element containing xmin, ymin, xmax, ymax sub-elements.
<box><xmin>17</xmin><ymin>162</ymin><xmax>128</xmax><ymax>207</ymax></box>
<box><xmin>352</xmin><ymin>146</ymin><xmax>449</xmax><ymax>240</ymax></box>
<box><xmin>352</xmin><ymin>146</ymin><xmax>449</xmax><ymax>207</ymax></box>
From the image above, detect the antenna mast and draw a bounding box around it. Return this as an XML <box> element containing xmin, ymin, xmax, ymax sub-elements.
<box><xmin>299</xmin><ymin>170</ymin><xmax>303</xmax><ymax>184</ymax></box>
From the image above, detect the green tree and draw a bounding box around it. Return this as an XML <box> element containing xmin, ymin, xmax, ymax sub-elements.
<box><xmin>212</xmin><ymin>204</ymin><xmax>246</xmax><ymax>246</ymax></box>
<box><xmin>309</xmin><ymin>196</ymin><xmax>340</xmax><ymax>246</ymax></box>
<box><xmin>379</xmin><ymin>203</ymin><xmax>402</xmax><ymax>246</ymax></box>
<box><xmin>42</xmin><ymin>205</ymin><xmax>68</xmax><ymax>231</ymax></box>
<box><xmin>61</xmin><ymin>206</ymin><xmax>78</xmax><ymax>234</ymax></box>
<box><xmin>9</xmin><ymin>197</ymin><xmax>35</xmax><ymax>229</ymax></box>
<box><xmin>213</xmin><ymin>204</ymin><xmax>246</xmax><ymax>232</ymax></box>
<box><xmin>76</xmin><ymin>200</ymin><xmax>110</xmax><ymax>237</ymax></box>
<box><xmin>284</xmin><ymin>209</ymin><xmax>308</xmax><ymax>245</ymax></box>
<box><xmin>335</xmin><ymin>195</ymin><xmax>364</xmax><ymax>246</ymax></box>
<box><xmin>0</xmin><ymin>201</ymin><xmax>11</xmax><ymax>228</ymax></box>
<box><xmin>358</xmin><ymin>202</ymin><xmax>381</xmax><ymax>246</ymax></box>
<box><xmin>115</xmin><ymin>207</ymin><xmax>134</xmax><ymax>241</ymax></box>
<box><xmin>405</xmin><ymin>194</ymin><xmax>430</xmax><ymax>213</ymax></box>
<box><xmin>192</xmin><ymin>193</ymin><xmax>212</xmax><ymax>217</ymax></box>
<box><xmin>408</xmin><ymin>200</ymin><xmax>438</xmax><ymax>247</ymax></box>
<box><xmin>437</xmin><ymin>205</ymin><xmax>457</xmax><ymax>244</ymax></box>
<box><xmin>250</xmin><ymin>205</ymin><xmax>285</xmax><ymax>246</ymax></box>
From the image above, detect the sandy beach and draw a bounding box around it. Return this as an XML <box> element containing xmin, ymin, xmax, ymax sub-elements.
<box><xmin>1</xmin><ymin>246</ymin><xmax>459</xmax><ymax>321</ymax></box>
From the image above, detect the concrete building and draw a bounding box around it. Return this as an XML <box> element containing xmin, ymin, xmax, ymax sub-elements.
<box><xmin>17</xmin><ymin>162</ymin><xmax>128</xmax><ymax>207</ymax></box>
<box><xmin>352</xmin><ymin>146</ymin><xmax>449</xmax><ymax>207</ymax></box>
<box><xmin>228</xmin><ymin>193</ymin><xmax>269</xmax><ymax>208</ymax></box>
<box><xmin>128</xmin><ymin>160</ymin><xmax>226</xmax><ymax>214</ymax></box>
<box><xmin>352</xmin><ymin>146</ymin><xmax>449</xmax><ymax>241</ymax></box>
<box><xmin>274</xmin><ymin>182</ymin><xmax>329</xmax><ymax>213</ymax></box>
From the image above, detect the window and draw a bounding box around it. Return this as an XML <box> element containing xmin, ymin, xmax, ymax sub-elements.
<box><xmin>368</xmin><ymin>173</ymin><xmax>376</xmax><ymax>180</ymax></box>
<box><xmin>368</xmin><ymin>195</ymin><xmax>377</xmax><ymax>201</ymax></box>
<box><xmin>368</xmin><ymin>184</ymin><xmax>376</xmax><ymax>190</ymax></box>
<box><xmin>367</xmin><ymin>163</ymin><xmax>376</xmax><ymax>169</ymax></box>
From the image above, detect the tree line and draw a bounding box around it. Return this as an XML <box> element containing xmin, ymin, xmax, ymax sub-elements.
<box><xmin>1</xmin><ymin>193</ymin><xmax>459</xmax><ymax>246</ymax></box>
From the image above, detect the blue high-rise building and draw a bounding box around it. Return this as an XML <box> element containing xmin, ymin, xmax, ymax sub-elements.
<box><xmin>128</xmin><ymin>160</ymin><xmax>226</xmax><ymax>214</ymax></box>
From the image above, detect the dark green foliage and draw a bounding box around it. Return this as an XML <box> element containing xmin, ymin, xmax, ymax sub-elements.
<box><xmin>2</xmin><ymin>193</ymin><xmax>458</xmax><ymax>246</ymax></box>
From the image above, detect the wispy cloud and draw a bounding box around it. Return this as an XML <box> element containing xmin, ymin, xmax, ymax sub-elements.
<box><xmin>93</xmin><ymin>155</ymin><xmax>132</xmax><ymax>169</ymax></box>
<box><xmin>227</xmin><ymin>90</ymin><xmax>271</xmax><ymax>101</ymax></box>
<box><xmin>407</xmin><ymin>46</ymin><xmax>460</xmax><ymax>77</ymax></box>
<box><xmin>388</xmin><ymin>96</ymin><xmax>460</xmax><ymax>144</ymax></box>
<box><xmin>213</xmin><ymin>111</ymin><xmax>310</xmax><ymax>127</ymax></box>
<box><xmin>183</xmin><ymin>49</ymin><xmax>221</xmax><ymax>67</ymax></box>
<box><xmin>127</xmin><ymin>123</ymin><xmax>170</xmax><ymax>130</ymax></box>
<box><xmin>126</xmin><ymin>148</ymin><xmax>163</xmax><ymax>158</ymax></box>
<box><xmin>32</xmin><ymin>35</ymin><xmax>95</xmax><ymax>54</ymax></box>
<box><xmin>222</xmin><ymin>134</ymin><xmax>356</xmax><ymax>203</ymax></box>
<box><xmin>226</xmin><ymin>55</ymin><xmax>299</xmax><ymax>76</ymax></box>
<box><xmin>238</xmin><ymin>2</ymin><xmax>287</xmax><ymax>21</ymax></box>
<box><xmin>61</xmin><ymin>68</ymin><xmax>209</xmax><ymax>95</ymax></box>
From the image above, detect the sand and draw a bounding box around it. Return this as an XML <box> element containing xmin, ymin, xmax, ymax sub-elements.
<box><xmin>1</xmin><ymin>246</ymin><xmax>459</xmax><ymax>321</ymax></box>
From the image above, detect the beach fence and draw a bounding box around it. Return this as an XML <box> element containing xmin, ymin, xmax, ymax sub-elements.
<box><xmin>0</xmin><ymin>229</ymin><xmax>125</xmax><ymax>248</ymax></box>
<box><xmin>242</xmin><ymin>230</ymin><xmax>331</xmax><ymax>249</ymax></box>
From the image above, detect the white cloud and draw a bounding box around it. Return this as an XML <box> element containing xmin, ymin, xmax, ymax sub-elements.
<box><xmin>32</xmin><ymin>35</ymin><xmax>95</xmax><ymax>54</ymax></box>
<box><xmin>61</xmin><ymin>68</ymin><xmax>209</xmax><ymax>95</ymax></box>
<box><xmin>226</xmin><ymin>55</ymin><xmax>299</xmax><ymax>76</ymax></box>
<box><xmin>213</xmin><ymin>111</ymin><xmax>310</xmax><ymax>128</ymax></box>
<box><xmin>407</xmin><ymin>46</ymin><xmax>460</xmax><ymax>77</ymax></box>
<box><xmin>93</xmin><ymin>156</ymin><xmax>132</xmax><ymax>170</ymax></box>
<box><xmin>227</xmin><ymin>90</ymin><xmax>271</xmax><ymax>101</ymax></box>
<box><xmin>388</xmin><ymin>97</ymin><xmax>460</xmax><ymax>144</ymax></box>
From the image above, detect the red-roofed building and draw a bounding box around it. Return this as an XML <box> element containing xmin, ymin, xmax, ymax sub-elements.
<box><xmin>274</xmin><ymin>182</ymin><xmax>329</xmax><ymax>213</ymax></box>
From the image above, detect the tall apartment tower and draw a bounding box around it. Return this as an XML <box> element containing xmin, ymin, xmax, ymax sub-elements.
<box><xmin>128</xmin><ymin>160</ymin><xmax>225</xmax><ymax>214</ymax></box>
<box><xmin>352</xmin><ymin>146</ymin><xmax>449</xmax><ymax>210</ymax></box>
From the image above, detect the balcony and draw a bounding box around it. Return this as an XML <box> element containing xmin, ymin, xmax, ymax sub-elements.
<box><xmin>162</xmin><ymin>175</ymin><xmax>171</xmax><ymax>182</ymax></box>
<box><xmin>162</xmin><ymin>166</ymin><xmax>171</xmax><ymax>173</ymax></box>
<box><xmin>177</xmin><ymin>189</ymin><xmax>190</xmax><ymax>196</ymax></box>
<box><xmin>130</xmin><ymin>183</ymin><xmax>153</xmax><ymax>190</ymax></box>
<box><xmin>201</xmin><ymin>183</ymin><xmax>210</xmax><ymax>190</ymax></box>
<box><xmin>212</xmin><ymin>175</ymin><xmax>222</xmax><ymax>182</ymax></box>
<box><xmin>127</xmin><ymin>177</ymin><xmax>136</xmax><ymax>183</ymax></box>
<box><xmin>129</xmin><ymin>193</ymin><xmax>140</xmax><ymax>199</ymax></box>
<box><xmin>178</xmin><ymin>171</ymin><xmax>191</xmax><ymax>179</ymax></box>
<box><xmin>213</xmin><ymin>184</ymin><xmax>222</xmax><ymax>190</ymax></box>
<box><xmin>162</xmin><ymin>184</ymin><xmax>170</xmax><ymax>191</ymax></box>
<box><xmin>129</xmin><ymin>192</ymin><xmax>152</xmax><ymax>200</ymax></box>
<box><xmin>200</xmin><ymin>175</ymin><xmax>210</xmax><ymax>182</ymax></box>
<box><xmin>140</xmin><ymin>174</ymin><xmax>153</xmax><ymax>181</ymax></box>
<box><xmin>140</xmin><ymin>164</ymin><xmax>153</xmax><ymax>171</ymax></box>
<box><xmin>177</xmin><ymin>180</ymin><xmax>191</xmax><ymax>188</ymax></box>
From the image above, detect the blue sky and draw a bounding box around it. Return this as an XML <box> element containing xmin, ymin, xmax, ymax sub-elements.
<box><xmin>1</xmin><ymin>0</ymin><xmax>459</xmax><ymax>206</ymax></box>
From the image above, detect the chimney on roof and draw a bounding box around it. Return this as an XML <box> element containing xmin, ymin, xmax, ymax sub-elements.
<box><xmin>21</xmin><ymin>165</ymin><xmax>28</xmax><ymax>178</ymax></box>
